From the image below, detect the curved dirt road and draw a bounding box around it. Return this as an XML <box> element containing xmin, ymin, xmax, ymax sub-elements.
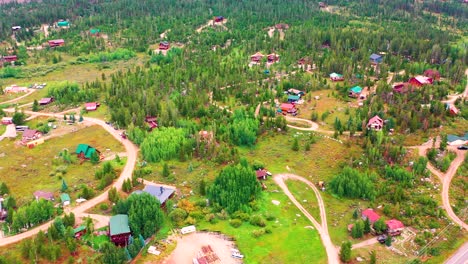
<box><xmin>0</xmin><ymin>109</ymin><xmax>138</xmax><ymax>247</ymax></box>
<box><xmin>415</xmin><ymin>142</ymin><xmax>468</xmax><ymax>231</ymax></box>
<box><xmin>274</xmin><ymin>174</ymin><xmax>339</xmax><ymax>264</ymax></box>
<box><xmin>0</xmin><ymin>89</ymin><xmax>36</xmax><ymax>105</ymax></box>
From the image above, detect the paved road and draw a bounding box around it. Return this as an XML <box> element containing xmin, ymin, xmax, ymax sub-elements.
<box><xmin>445</xmin><ymin>241</ymin><xmax>468</xmax><ymax>264</ymax></box>
<box><xmin>273</xmin><ymin>174</ymin><xmax>340</xmax><ymax>264</ymax></box>
<box><xmin>0</xmin><ymin>108</ymin><xmax>138</xmax><ymax>247</ymax></box>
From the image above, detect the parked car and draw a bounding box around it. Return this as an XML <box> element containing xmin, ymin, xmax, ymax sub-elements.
<box><xmin>457</xmin><ymin>145</ymin><xmax>468</xmax><ymax>150</ymax></box>
<box><xmin>377</xmin><ymin>234</ymin><xmax>387</xmax><ymax>244</ymax></box>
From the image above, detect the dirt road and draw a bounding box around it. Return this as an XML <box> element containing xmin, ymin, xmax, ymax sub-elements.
<box><xmin>0</xmin><ymin>109</ymin><xmax>139</xmax><ymax>247</ymax></box>
<box><xmin>273</xmin><ymin>174</ymin><xmax>339</xmax><ymax>264</ymax></box>
<box><xmin>0</xmin><ymin>89</ymin><xmax>36</xmax><ymax>105</ymax></box>
<box><xmin>415</xmin><ymin>142</ymin><xmax>468</xmax><ymax>231</ymax></box>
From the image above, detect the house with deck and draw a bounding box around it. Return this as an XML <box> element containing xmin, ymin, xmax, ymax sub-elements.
<box><xmin>34</xmin><ymin>190</ymin><xmax>54</xmax><ymax>201</ymax></box>
<box><xmin>159</xmin><ymin>41</ymin><xmax>170</xmax><ymax>50</ymax></box>
<box><xmin>361</xmin><ymin>208</ymin><xmax>380</xmax><ymax>224</ymax></box>
<box><xmin>370</xmin><ymin>53</ymin><xmax>383</xmax><ymax>64</ymax></box>
<box><xmin>48</xmin><ymin>39</ymin><xmax>65</xmax><ymax>48</ymax></box>
<box><xmin>278</xmin><ymin>103</ymin><xmax>297</xmax><ymax>115</ymax></box>
<box><xmin>408</xmin><ymin>76</ymin><xmax>432</xmax><ymax>87</ymax></box>
<box><xmin>75</xmin><ymin>144</ymin><xmax>100</xmax><ymax>160</ymax></box>
<box><xmin>109</xmin><ymin>214</ymin><xmax>131</xmax><ymax>246</ymax></box>
<box><xmin>39</xmin><ymin>97</ymin><xmax>54</xmax><ymax>105</ymax></box>
<box><xmin>250</xmin><ymin>52</ymin><xmax>264</xmax><ymax>65</ymax></box>
<box><xmin>348</xmin><ymin>86</ymin><xmax>362</xmax><ymax>98</ymax></box>
<box><xmin>386</xmin><ymin>219</ymin><xmax>404</xmax><ymax>236</ymax></box>
<box><xmin>138</xmin><ymin>184</ymin><xmax>176</xmax><ymax>207</ymax></box>
<box><xmin>22</xmin><ymin>129</ymin><xmax>42</xmax><ymax>142</ymax></box>
<box><xmin>267</xmin><ymin>53</ymin><xmax>280</xmax><ymax>64</ymax></box>
<box><xmin>330</xmin><ymin>72</ymin><xmax>344</xmax><ymax>81</ymax></box>
<box><xmin>367</xmin><ymin>115</ymin><xmax>384</xmax><ymax>131</ymax></box>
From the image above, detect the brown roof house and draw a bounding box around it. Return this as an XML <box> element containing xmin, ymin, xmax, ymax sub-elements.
<box><xmin>34</xmin><ymin>190</ymin><xmax>54</xmax><ymax>201</ymax></box>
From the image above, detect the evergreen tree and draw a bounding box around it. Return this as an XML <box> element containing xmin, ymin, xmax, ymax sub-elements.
<box><xmin>108</xmin><ymin>187</ymin><xmax>119</xmax><ymax>203</ymax></box>
<box><xmin>374</xmin><ymin>218</ymin><xmax>387</xmax><ymax>234</ymax></box>
<box><xmin>162</xmin><ymin>163</ymin><xmax>170</xmax><ymax>178</ymax></box>
<box><xmin>439</xmin><ymin>134</ymin><xmax>447</xmax><ymax>151</ymax></box>
<box><xmin>364</xmin><ymin>218</ymin><xmax>371</xmax><ymax>234</ymax></box>
<box><xmin>32</xmin><ymin>100</ymin><xmax>39</xmax><ymax>112</ymax></box>
<box><xmin>90</xmin><ymin>151</ymin><xmax>100</xmax><ymax>164</ymax></box>
<box><xmin>199</xmin><ymin>179</ymin><xmax>206</xmax><ymax>196</ymax></box>
<box><xmin>61</xmin><ymin>179</ymin><xmax>68</xmax><ymax>192</ymax></box>
<box><xmin>385</xmin><ymin>235</ymin><xmax>392</xmax><ymax>246</ymax></box>
<box><xmin>0</xmin><ymin>182</ymin><xmax>9</xmax><ymax>195</ymax></box>
<box><xmin>12</xmin><ymin>111</ymin><xmax>26</xmax><ymax>125</ymax></box>
<box><xmin>339</xmin><ymin>241</ymin><xmax>352</xmax><ymax>262</ymax></box>
<box><xmin>292</xmin><ymin>137</ymin><xmax>299</xmax><ymax>151</ymax></box>
<box><xmin>369</xmin><ymin>250</ymin><xmax>376</xmax><ymax>264</ymax></box>
<box><xmin>351</xmin><ymin>220</ymin><xmax>364</xmax><ymax>238</ymax></box>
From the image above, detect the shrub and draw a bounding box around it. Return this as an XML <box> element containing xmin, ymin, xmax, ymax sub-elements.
<box><xmin>252</xmin><ymin>229</ymin><xmax>266</xmax><ymax>238</ymax></box>
<box><xmin>100</xmin><ymin>203</ymin><xmax>109</xmax><ymax>211</ymax></box>
<box><xmin>229</xmin><ymin>219</ymin><xmax>242</xmax><ymax>228</ymax></box>
<box><xmin>265</xmin><ymin>213</ymin><xmax>275</xmax><ymax>221</ymax></box>
<box><xmin>250</xmin><ymin>215</ymin><xmax>266</xmax><ymax>227</ymax></box>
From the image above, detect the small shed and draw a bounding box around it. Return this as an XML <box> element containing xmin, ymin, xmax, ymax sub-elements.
<box><xmin>39</xmin><ymin>97</ymin><xmax>54</xmax><ymax>105</ymax></box>
<box><xmin>109</xmin><ymin>214</ymin><xmax>131</xmax><ymax>246</ymax></box>
<box><xmin>369</xmin><ymin>53</ymin><xmax>383</xmax><ymax>64</ymax></box>
<box><xmin>73</xmin><ymin>225</ymin><xmax>86</xmax><ymax>238</ymax></box>
<box><xmin>34</xmin><ymin>190</ymin><xmax>54</xmax><ymax>201</ymax></box>
<box><xmin>75</xmin><ymin>144</ymin><xmax>100</xmax><ymax>159</ymax></box>
<box><xmin>57</xmin><ymin>21</ymin><xmax>70</xmax><ymax>27</ymax></box>
<box><xmin>348</xmin><ymin>86</ymin><xmax>362</xmax><ymax>98</ymax></box>
<box><xmin>330</xmin><ymin>72</ymin><xmax>344</xmax><ymax>81</ymax></box>
<box><xmin>287</xmin><ymin>95</ymin><xmax>300</xmax><ymax>103</ymax></box>
<box><xmin>60</xmin><ymin>193</ymin><xmax>71</xmax><ymax>206</ymax></box>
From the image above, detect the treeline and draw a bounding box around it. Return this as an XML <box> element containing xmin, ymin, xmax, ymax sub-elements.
<box><xmin>47</xmin><ymin>81</ymin><xmax>98</xmax><ymax>105</ymax></box>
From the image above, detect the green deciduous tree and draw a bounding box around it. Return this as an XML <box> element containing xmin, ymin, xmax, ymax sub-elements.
<box><xmin>340</xmin><ymin>241</ymin><xmax>352</xmax><ymax>262</ymax></box>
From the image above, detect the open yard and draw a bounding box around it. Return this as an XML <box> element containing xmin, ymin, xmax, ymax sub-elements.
<box><xmin>0</xmin><ymin>124</ymin><xmax>124</xmax><ymax>205</ymax></box>
<box><xmin>195</xmin><ymin>182</ymin><xmax>327</xmax><ymax>264</ymax></box>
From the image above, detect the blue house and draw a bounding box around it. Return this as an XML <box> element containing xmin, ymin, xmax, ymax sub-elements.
<box><xmin>349</xmin><ymin>86</ymin><xmax>363</xmax><ymax>98</ymax></box>
<box><xmin>370</xmin><ymin>53</ymin><xmax>383</xmax><ymax>64</ymax></box>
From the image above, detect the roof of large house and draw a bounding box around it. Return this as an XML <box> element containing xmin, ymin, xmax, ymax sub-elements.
<box><xmin>330</xmin><ymin>72</ymin><xmax>343</xmax><ymax>78</ymax></box>
<box><xmin>34</xmin><ymin>190</ymin><xmax>54</xmax><ymax>200</ymax></box>
<box><xmin>386</xmin><ymin>219</ymin><xmax>404</xmax><ymax>230</ymax></box>
<box><xmin>142</xmin><ymin>185</ymin><xmax>175</xmax><ymax>204</ymax></box>
<box><xmin>23</xmin><ymin>129</ymin><xmax>40</xmax><ymax>138</ymax></box>
<box><xmin>39</xmin><ymin>97</ymin><xmax>53</xmax><ymax>104</ymax></box>
<box><xmin>109</xmin><ymin>214</ymin><xmax>131</xmax><ymax>236</ymax></box>
<box><xmin>280</xmin><ymin>103</ymin><xmax>295</xmax><ymax>109</ymax></box>
<box><xmin>412</xmin><ymin>75</ymin><xmax>432</xmax><ymax>84</ymax></box>
<box><xmin>350</xmin><ymin>86</ymin><xmax>363</xmax><ymax>93</ymax></box>
<box><xmin>367</xmin><ymin>115</ymin><xmax>383</xmax><ymax>126</ymax></box>
<box><xmin>362</xmin><ymin>209</ymin><xmax>380</xmax><ymax>223</ymax></box>
<box><xmin>447</xmin><ymin>133</ymin><xmax>468</xmax><ymax>143</ymax></box>
<box><xmin>85</xmin><ymin>102</ymin><xmax>97</xmax><ymax>108</ymax></box>
<box><xmin>370</xmin><ymin>53</ymin><xmax>382</xmax><ymax>60</ymax></box>
<box><xmin>75</xmin><ymin>144</ymin><xmax>97</xmax><ymax>159</ymax></box>
<box><xmin>288</xmin><ymin>95</ymin><xmax>300</xmax><ymax>101</ymax></box>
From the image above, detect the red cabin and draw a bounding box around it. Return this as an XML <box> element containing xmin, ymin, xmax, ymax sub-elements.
<box><xmin>159</xmin><ymin>41</ymin><xmax>170</xmax><ymax>50</ymax></box>
<box><xmin>267</xmin><ymin>53</ymin><xmax>280</xmax><ymax>64</ymax></box>
<box><xmin>2</xmin><ymin>55</ymin><xmax>17</xmax><ymax>62</ymax></box>
<box><xmin>250</xmin><ymin>52</ymin><xmax>264</xmax><ymax>64</ymax></box>
<box><xmin>214</xmin><ymin>16</ymin><xmax>224</xmax><ymax>23</ymax></box>
<box><xmin>408</xmin><ymin>76</ymin><xmax>432</xmax><ymax>87</ymax></box>
<box><xmin>109</xmin><ymin>214</ymin><xmax>131</xmax><ymax>246</ymax></box>
<box><xmin>145</xmin><ymin>116</ymin><xmax>158</xmax><ymax>130</ymax></box>
<box><xmin>48</xmin><ymin>39</ymin><xmax>65</xmax><ymax>48</ymax></box>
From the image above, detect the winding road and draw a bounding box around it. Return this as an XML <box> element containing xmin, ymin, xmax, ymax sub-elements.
<box><xmin>0</xmin><ymin>108</ymin><xmax>139</xmax><ymax>247</ymax></box>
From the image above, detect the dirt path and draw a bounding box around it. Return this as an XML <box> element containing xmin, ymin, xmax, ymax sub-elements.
<box><xmin>0</xmin><ymin>108</ymin><xmax>139</xmax><ymax>247</ymax></box>
<box><xmin>42</xmin><ymin>24</ymin><xmax>49</xmax><ymax>38</ymax></box>
<box><xmin>351</xmin><ymin>237</ymin><xmax>379</xmax><ymax>249</ymax></box>
<box><xmin>414</xmin><ymin>141</ymin><xmax>468</xmax><ymax>231</ymax></box>
<box><xmin>0</xmin><ymin>89</ymin><xmax>36</xmax><ymax>105</ymax></box>
<box><xmin>273</xmin><ymin>174</ymin><xmax>339</xmax><ymax>264</ymax></box>
<box><xmin>443</xmin><ymin>68</ymin><xmax>468</xmax><ymax>104</ymax></box>
<box><xmin>0</xmin><ymin>124</ymin><xmax>16</xmax><ymax>141</ymax></box>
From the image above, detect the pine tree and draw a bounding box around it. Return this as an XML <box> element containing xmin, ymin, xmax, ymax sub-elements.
<box><xmin>292</xmin><ymin>137</ymin><xmax>299</xmax><ymax>151</ymax></box>
<box><xmin>339</xmin><ymin>241</ymin><xmax>352</xmax><ymax>262</ymax></box>
<box><xmin>32</xmin><ymin>100</ymin><xmax>39</xmax><ymax>112</ymax></box>
<box><xmin>351</xmin><ymin>220</ymin><xmax>364</xmax><ymax>238</ymax></box>
<box><xmin>90</xmin><ymin>151</ymin><xmax>100</xmax><ymax>164</ymax></box>
<box><xmin>369</xmin><ymin>250</ymin><xmax>376</xmax><ymax>264</ymax></box>
<box><xmin>79</xmin><ymin>115</ymin><xmax>83</xmax><ymax>122</ymax></box>
<box><xmin>199</xmin><ymin>179</ymin><xmax>206</xmax><ymax>196</ymax></box>
<box><xmin>64</xmin><ymin>114</ymin><xmax>67</xmax><ymax>121</ymax></box>
<box><xmin>61</xmin><ymin>179</ymin><xmax>68</xmax><ymax>192</ymax></box>
<box><xmin>385</xmin><ymin>235</ymin><xmax>392</xmax><ymax>246</ymax></box>
<box><xmin>364</xmin><ymin>218</ymin><xmax>371</xmax><ymax>234</ymax></box>
<box><xmin>162</xmin><ymin>163</ymin><xmax>170</xmax><ymax>178</ymax></box>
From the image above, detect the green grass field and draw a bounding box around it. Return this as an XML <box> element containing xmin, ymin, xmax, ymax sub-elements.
<box><xmin>285</xmin><ymin>180</ymin><xmax>321</xmax><ymax>224</ymax></box>
<box><xmin>0</xmin><ymin>125</ymin><xmax>6</xmax><ymax>136</ymax></box>
<box><xmin>0</xmin><ymin>124</ymin><xmax>124</xmax><ymax>205</ymax></box>
<box><xmin>197</xmin><ymin>181</ymin><xmax>327</xmax><ymax>264</ymax></box>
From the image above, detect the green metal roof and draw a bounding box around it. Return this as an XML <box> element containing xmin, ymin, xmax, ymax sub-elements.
<box><xmin>73</xmin><ymin>225</ymin><xmax>86</xmax><ymax>233</ymax></box>
<box><xmin>60</xmin><ymin>193</ymin><xmax>70</xmax><ymax>202</ymax></box>
<box><xmin>350</xmin><ymin>86</ymin><xmax>362</xmax><ymax>93</ymax></box>
<box><xmin>110</xmin><ymin>214</ymin><xmax>131</xmax><ymax>236</ymax></box>
<box><xmin>288</xmin><ymin>95</ymin><xmax>300</xmax><ymax>101</ymax></box>
<box><xmin>58</xmin><ymin>21</ymin><xmax>69</xmax><ymax>27</ymax></box>
<box><xmin>90</xmin><ymin>29</ymin><xmax>100</xmax><ymax>34</ymax></box>
<box><xmin>75</xmin><ymin>144</ymin><xmax>96</xmax><ymax>159</ymax></box>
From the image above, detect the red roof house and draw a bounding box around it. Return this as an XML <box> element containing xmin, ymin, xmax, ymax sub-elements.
<box><xmin>1</xmin><ymin>117</ymin><xmax>13</xmax><ymax>125</ymax></box>
<box><xmin>423</xmin><ymin>69</ymin><xmax>440</xmax><ymax>81</ymax></box>
<box><xmin>34</xmin><ymin>190</ymin><xmax>54</xmax><ymax>201</ymax></box>
<box><xmin>85</xmin><ymin>102</ymin><xmax>99</xmax><ymax>111</ymax></box>
<box><xmin>275</xmin><ymin>23</ymin><xmax>290</xmax><ymax>30</ymax></box>
<box><xmin>408</xmin><ymin>76</ymin><xmax>433</xmax><ymax>87</ymax></box>
<box><xmin>145</xmin><ymin>116</ymin><xmax>158</xmax><ymax>130</ymax></box>
<box><xmin>48</xmin><ymin>39</ymin><xmax>65</xmax><ymax>48</ymax></box>
<box><xmin>392</xmin><ymin>82</ymin><xmax>410</xmax><ymax>93</ymax></box>
<box><xmin>361</xmin><ymin>209</ymin><xmax>380</xmax><ymax>224</ymax></box>
<box><xmin>366</xmin><ymin>115</ymin><xmax>384</xmax><ymax>131</ymax></box>
<box><xmin>386</xmin><ymin>219</ymin><xmax>404</xmax><ymax>236</ymax></box>
<box><xmin>267</xmin><ymin>53</ymin><xmax>280</xmax><ymax>64</ymax></box>
<box><xmin>39</xmin><ymin>97</ymin><xmax>54</xmax><ymax>105</ymax></box>
<box><xmin>214</xmin><ymin>16</ymin><xmax>224</xmax><ymax>23</ymax></box>
<box><xmin>447</xmin><ymin>104</ymin><xmax>459</xmax><ymax>116</ymax></box>
<box><xmin>4</xmin><ymin>85</ymin><xmax>28</xmax><ymax>93</ymax></box>
<box><xmin>159</xmin><ymin>41</ymin><xmax>170</xmax><ymax>50</ymax></box>
<box><xmin>22</xmin><ymin>129</ymin><xmax>42</xmax><ymax>142</ymax></box>
<box><xmin>2</xmin><ymin>55</ymin><xmax>18</xmax><ymax>62</ymax></box>
<box><xmin>250</xmin><ymin>52</ymin><xmax>264</xmax><ymax>64</ymax></box>
<box><xmin>256</xmin><ymin>169</ymin><xmax>268</xmax><ymax>180</ymax></box>
<box><xmin>279</xmin><ymin>103</ymin><xmax>297</xmax><ymax>114</ymax></box>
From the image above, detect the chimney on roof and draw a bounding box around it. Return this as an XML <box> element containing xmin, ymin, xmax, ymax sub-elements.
<box><xmin>160</xmin><ymin>186</ymin><xmax>164</xmax><ymax>193</ymax></box>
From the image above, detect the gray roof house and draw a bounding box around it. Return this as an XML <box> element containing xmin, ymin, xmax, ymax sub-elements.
<box><xmin>139</xmin><ymin>185</ymin><xmax>175</xmax><ymax>206</ymax></box>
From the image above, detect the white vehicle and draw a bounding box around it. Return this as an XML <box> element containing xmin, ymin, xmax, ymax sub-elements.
<box><xmin>231</xmin><ymin>249</ymin><xmax>244</xmax><ymax>259</ymax></box>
